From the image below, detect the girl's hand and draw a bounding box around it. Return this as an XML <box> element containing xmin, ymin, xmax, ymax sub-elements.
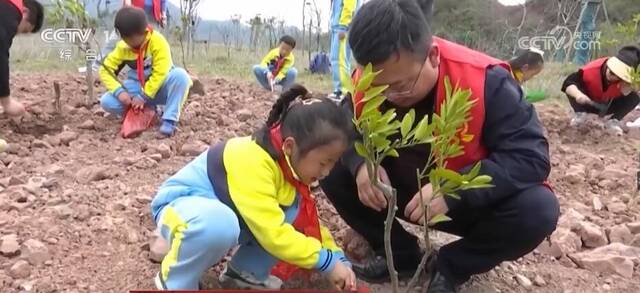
<box><xmin>328</xmin><ymin>261</ymin><xmax>357</xmax><ymax>290</ymax></box>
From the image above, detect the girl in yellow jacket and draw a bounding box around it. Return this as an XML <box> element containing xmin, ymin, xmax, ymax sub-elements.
<box><xmin>150</xmin><ymin>84</ymin><xmax>357</xmax><ymax>290</ymax></box>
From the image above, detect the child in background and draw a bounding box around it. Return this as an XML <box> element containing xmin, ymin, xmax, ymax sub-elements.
<box><xmin>508</xmin><ymin>47</ymin><xmax>546</xmax><ymax>103</ymax></box>
<box><xmin>253</xmin><ymin>35</ymin><xmax>297</xmax><ymax>91</ymax></box>
<box><xmin>99</xmin><ymin>7</ymin><xmax>192</xmax><ymax>137</ymax></box>
<box><xmin>94</xmin><ymin>0</ymin><xmax>168</xmax><ymax>71</ymax></box>
<box><xmin>150</xmin><ymin>84</ymin><xmax>357</xmax><ymax>290</ymax></box>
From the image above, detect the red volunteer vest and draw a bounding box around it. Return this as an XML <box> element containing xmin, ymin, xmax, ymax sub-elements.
<box><xmin>353</xmin><ymin>37</ymin><xmax>510</xmax><ymax>170</ymax></box>
<box><xmin>580</xmin><ymin>57</ymin><xmax>624</xmax><ymax>103</ymax></box>
<box><xmin>128</xmin><ymin>0</ymin><xmax>163</xmax><ymax>22</ymax></box>
<box><xmin>8</xmin><ymin>0</ymin><xmax>24</xmax><ymax>15</ymax></box>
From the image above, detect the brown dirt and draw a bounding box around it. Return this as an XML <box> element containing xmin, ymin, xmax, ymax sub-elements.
<box><xmin>0</xmin><ymin>73</ymin><xmax>639</xmax><ymax>293</ymax></box>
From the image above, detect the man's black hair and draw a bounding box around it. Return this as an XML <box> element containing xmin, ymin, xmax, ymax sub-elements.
<box><xmin>24</xmin><ymin>0</ymin><xmax>44</xmax><ymax>33</ymax></box>
<box><xmin>349</xmin><ymin>0</ymin><xmax>433</xmax><ymax>65</ymax></box>
<box><xmin>114</xmin><ymin>7</ymin><xmax>148</xmax><ymax>37</ymax></box>
<box><xmin>279</xmin><ymin>35</ymin><xmax>296</xmax><ymax>49</ymax></box>
<box><xmin>509</xmin><ymin>49</ymin><xmax>545</xmax><ymax>71</ymax></box>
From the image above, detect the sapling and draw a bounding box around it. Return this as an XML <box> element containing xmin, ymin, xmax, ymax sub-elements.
<box><xmin>349</xmin><ymin>64</ymin><xmax>493</xmax><ymax>293</ymax></box>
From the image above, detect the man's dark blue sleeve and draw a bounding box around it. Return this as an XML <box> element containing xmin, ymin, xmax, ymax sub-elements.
<box><xmin>446</xmin><ymin>66</ymin><xmax>551</xmax><ymax>210</ymax></box>
<box><xmin>0</xmin><ymin>2</ymin><xmax>20</xmax><ymax>98</ymax></box>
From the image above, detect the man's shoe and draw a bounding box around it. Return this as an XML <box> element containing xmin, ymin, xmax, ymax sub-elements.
<box><xmin>352</xmin><ymin>255</ymin><xmax>417</xmax><ymax>284</ymax></box>
<box><xmin>427</xmin><ymin>269</ymin><xmax>459</xmax><ymax>293</ymax></box>
<box><xmin>218</xmin><ymin>264</ymin><xmax>283</xmax><ymax>290</ymax></box>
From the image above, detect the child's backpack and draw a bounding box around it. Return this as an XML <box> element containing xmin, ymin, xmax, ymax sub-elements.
<box><xmin>309</xmin><ymin>52</ymin><xmax>331</xmax><ymax>74</ymax></box>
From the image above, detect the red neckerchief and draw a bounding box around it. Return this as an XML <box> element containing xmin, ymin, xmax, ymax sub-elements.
<box><xmin>272</xmin><ymin>56</ymin><xmax>286</xmax><ymax>77</ymax></box>
<box><xmin>130</xmin><ymin>0</ymin><xmax>163</xmax><ymax>22</ymax></box>
<box><xmin>268</xmin><ymin>125</ymin><xmax>321</xmax><ymax>280</ymax></box>
<box><xmin>132</xmin><ymin>27</ymin><xmax>153</xmax><ymax>88</ymax></box>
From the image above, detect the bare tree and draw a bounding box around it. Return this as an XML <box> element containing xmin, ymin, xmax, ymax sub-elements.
<box><xmin>264</xmin><ymin>17</ymin><xmax>279</xmax><ymax>48</ymax></box>
<box><xmin>177</xmin><ymin>0</ymin><xmax>202</xmax><ymax>65</ymax></box>
<box><xmin>231</xmin><ymin>14</ymin><xmax>243</xmax><ymax>50</ymax></box>
<box><xmin>216</xmin><ymin>22</ymin><xmax>233</xmax><ymax>58</ymax></box>
<box><xmin>191</xmin><ymin>10</ymin><xmax>201</xmax><ymax>59</ymax></box>
<box><xmin>302</xmin><ymin>1</ymin><xmax>307</xmax><ymax>62</ymax></box>
<box><xmin>248</xmin><ymin>14</ymin><xmax>263</xmax><ymax>51</ymax></box>
<box><xmin>310</xmin><ymin>0</ymin><xmax>322</xmax><ymax>52</ymax></box>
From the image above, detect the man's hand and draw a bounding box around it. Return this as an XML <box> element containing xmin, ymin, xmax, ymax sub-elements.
<box><xmin>574</xmin><ymin>94</ymin><xmax>593</xmax><ymax>105</ymax></box>
<box><xmin>1</xmin><ymin>97</ymin><xmax>26</xmax><ymax>116</ymax></box>
<box><xmin>327</xmin><ymin>261</ymin><xmax>356</xmax><ymax>291</ymax></box>
<box><xmin>118</xmin><ymin>92</ymin><xmax>132</xmax><ymax>107</ymax></box>
<box><xmin>338</xmin><ymin>31</ymin><xmax>346</xmax><ymax>40</ymax></box>
<box><xmin>131</xmin><ymin>96</ymin><xmax>146</xmax><ymax>111</ymax></box>
<box><xmin>355</xmin><ymin>164</ymin><xmax>390</xmax><ymax>211</ymax></box>
<box><xmin>404</xmin><ymin>183</ymin><xmax>449</xmax><ymax>224</ymax></box>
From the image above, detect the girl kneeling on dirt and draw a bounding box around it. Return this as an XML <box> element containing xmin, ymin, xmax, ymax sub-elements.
<box><xmin>150</xmin><ymin>84</ymin><xmax>357</xmax><ymax>290</ymax></box>
<box><xmin>561</xmin><ymin>45</ymin><xmax>640</xmax><ymax>136</ymax></box>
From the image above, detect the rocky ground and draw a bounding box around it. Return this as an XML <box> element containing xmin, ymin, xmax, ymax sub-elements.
<box><xmin>0</xmin><ymin>73</ymin><xmax>639</xmax><ymax>293</ymax></box>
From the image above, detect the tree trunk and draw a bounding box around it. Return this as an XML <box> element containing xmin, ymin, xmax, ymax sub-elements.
<box><xmin>85</xmin><ymin>56</ymin><xmax>94</xmax><ymax>107</ymax></box>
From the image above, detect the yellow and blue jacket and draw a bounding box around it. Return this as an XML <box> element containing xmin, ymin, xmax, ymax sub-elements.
<box><xmin>260</xmin><ymin>48</ymin><xmax>295</xmax><ymax>81</ymax></box>
<box><xmin>330</xmin><ymin>0</ymin><xmax>360</xmax><ymax>30</ymax></box>
<box><xmin>99</xmin><ymin>28</ymin><xmax>173</xmax><ymax>99</ymax></box>
<box><xmin>151</xmin><ymin>136</ymin><xmax>346</xmax><ymax>272</ymax></box>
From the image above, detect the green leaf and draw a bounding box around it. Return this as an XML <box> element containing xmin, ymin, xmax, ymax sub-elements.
<box><xmin>428</xmin><ymin>214</ymin><xmax>452</xmax><ymax>225</ymax></box>
<box><xmin>356</xmin><ymin>64</ymin><xmax>377</xmax><ymax>91</ymax></box>
<box><xmin>445</xmin><ymin>192</ymin><xmax>461</xmax><ymax>200</ymax></box>
<box><xmin>371</xmin><ymin>134</ymin><xmax>391</xmax><ymax>150</ymax></box>
<box><xmin>354</xmin><ymin>141</ymin><xmax>368</xmax><ymax>157</ymax></box>
<box><xmin>400</xmin><ymin>109</ymin><xmax>415</xmax><ymax>138</ymax></box>
<box><xmin>433</xmin><ymin>167</ymin><xmax>465</xmax><ymax>184</ymax></box>
<box><xmin>363</xmin><ymin>85</ymin><xmax>388</xmax><ymax>102</ymax></box>
<box><xmin>444</xmin><ymin>77</ymin><xmax>452</xmax><ymax>105</ymax></box>
<box><xmin>460</xmin><ymin>183</ymin><xmax>494</xmax><ymax>190</ymax></box>
<box><xmin>465</xmin><ymin>162</ymin><xmax>482</xmax><ymax>180</ymax></box>
<box><xmin>344</xmin><ymin>81</ymin><xmax>355</xmax><ymax>96</ymax></box>
<box><xmin>386</xmin><ymin>149</ymin><xmax>400</xmax><ymax>158</ymax></box>
<box><xmin>361</xmin><ymin>95</ymin><xmax>386</xmax><ymax>117</ymax></box>
<box><xmin>413</xmin><ymin>116</ymin><xmax>432</xmax><ymax>141</ymax></box>
<box><xmin>471</xmin><ymin>175</ymin><xmax>492</xmax><ymax>185</ymax></box>
<box><xmin>379</xmin><ymin>109</ymin><xmax>396</xmax><ymax>123</ymax></box>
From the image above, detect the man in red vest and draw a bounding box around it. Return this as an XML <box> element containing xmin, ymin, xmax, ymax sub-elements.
<box><xmin>562</xmin><ymin>46</ymin><xmax>640</xmax><ymax>135</ymax></box>
<box><xmin>0</xmin><ymin>0</ymin><xmax>44</xmax><ymax>149</ymax></box>
<box><xmin>319</xmin><ymin>0</ymin><xmax>558</xmax><ymax>292</ymax></box>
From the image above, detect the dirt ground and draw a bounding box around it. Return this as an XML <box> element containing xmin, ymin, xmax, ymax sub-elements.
<box><xmin>1</xmin><ymin>73</ymin><xmax>639</xmax><ymax>293</ymax></box>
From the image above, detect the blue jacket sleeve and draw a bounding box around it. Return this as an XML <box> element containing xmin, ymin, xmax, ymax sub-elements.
<box><xmin>445</xmin><ymin>66</ymin><xmax>551</xmax><ymax>210</ymax></box>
